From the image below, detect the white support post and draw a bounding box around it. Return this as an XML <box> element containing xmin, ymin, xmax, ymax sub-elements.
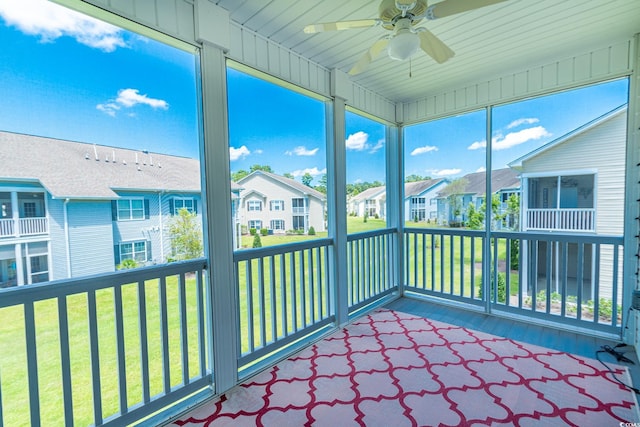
<box><xmin>199</xmin><ymin>42</ymin><xmax>238</xmax><ymax>393</ymax></box>
<box><xmin>386</xmin><ymin>125</ymin><xmax>403</xmax><ymax>293</ymax></box>
<box><xmin>484</xmin><ymin>107</ymin><xmax>493</xmax><ymax>314</ymax></box>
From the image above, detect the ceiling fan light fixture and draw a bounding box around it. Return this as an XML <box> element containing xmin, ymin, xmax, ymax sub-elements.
<box><xmin>388</xmin><ymin>30</ymin><xmax>420</xmax><ymax>61</ymax></box>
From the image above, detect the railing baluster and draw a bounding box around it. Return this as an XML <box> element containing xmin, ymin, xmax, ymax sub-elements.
<box><xmin>24</xmin><ymin>301</ymin><xmax>41</xmax><ymax>427</ymax></box>
<box><xmin>159</xmin><ymin>276</ymin><xmax>170</xmax><ymax>394</ymax></box>
<box><xmin>269</xmin><ymin>256</ymin><xmax>277</xmax><ymax>342</ymax></box>
<box><xmin>179</xmin><ymin>273</ymin><xmax>189</xmax><ymax>385</ymax></box>
<box><xmin>299</xmin><ymin>250</ymin><xmax>306</xmax><ymax>327</ymax></box>
<box><xmin>279</xmin><ymin>254</ymin><xmax>287</xmax><ymax>336</ymax></box>
<box><xmin>308</xmin><ymin>249</ymin><xmax>315</xmax><ymax>325</ymax></box>
<box><xmin>289</xmin><ymin>252</ymin><xmax>297</xmax><ymax>331</ymax></box>
<box><xmin>138</xmin><ymin>280</ymin><xmax>150</xmax><ymax>404</ymax></box>
<box><xmin>612</xmin><ymin>243</ymin><xmax>620</xmax><ymax>326</ymax></box>
<box><xmin>114</xmin><ymin>284</ymin><xmax>128</xmax><ymax>413</ymax></box>
<box><xmin>87</xmin><ymin>290</ymin><xmax>103</xmax><ymax>425</ymax></box>
<box><xmin>196</xmin><ymin>269</ymin><xmax>206</xmax><ymax>377</ymax></box>
<box><xmin>246</xmin><ymin>261</ymin><xmax>254</xmax><ymax>353</ymax></box>
<box><xmin>593</xmin><ymin>243</ymin><xmax>600</xmax><ymax>324</ymax></box>
<box><xmin>470</xmin><ymin>236</ymin><xmax>476</xmax><ymax>300</ymax></box>
<box><xmin>576</xmin><ymin>243</ymin><xmax>584</xmax><ymax>321</ymax></box>
<box><xmin>57</xmin><ymin>295</ymin><xmax>74</xmax><ymax>426</ymax></box>
<box><xmin>560</xmin><ymin>242</ymin><xmax>568</xmax><ymax>317</ymax></box>
<box><xmin>258</xmin><ymin>258</ymin><xmax>266</xmax><ymax>347</ymax></box>
<box><xmin>459</xmin><ymin>236</ymin><xmax>465</xmax><ymax>297</ymax></box>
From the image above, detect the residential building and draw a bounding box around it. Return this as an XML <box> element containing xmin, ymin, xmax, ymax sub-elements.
<box><xmin>349</xmin><ymin>185</ymin><xmax>386</xmax><ymax>218</ymax></box>
<box><xmin>436</xmin><ymin>168</ymin><xmax>520</xmax><ymax>227</ymax></box>
<box><xmin>237</xmin><ymin>170</ymin><xmax>326</xmax><ymax>234</ymax></box>
<box><xmin>0</xmin><ymin>131</ymin><xmax>243</xmax><ymax>287</ymax></box>
<box><xmin>404</xmin><ymin>178</ymin><xmax>449</xmax><ymax>223</ymax></box>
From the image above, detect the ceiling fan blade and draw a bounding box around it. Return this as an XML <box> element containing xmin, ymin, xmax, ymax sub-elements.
<box><xmin>303</xmin><ymin>19</ymin><xmax>380</xmax><ymax>34</ymax></box>
<box><xmin>426</xmin><ymin>0</ymin><xmax>508</xmax><ymax>20</ymax></box>
<box><xmin>417</xmin><ymin>29</ymin><xmax>454</xmax><ymax>64</ymax></box>
<box><xmin>349</xmin><ymin>38</ymin><xmax>389</xmax><ymax>75</ymax></box>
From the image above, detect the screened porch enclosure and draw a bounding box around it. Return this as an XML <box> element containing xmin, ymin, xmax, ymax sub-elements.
<box><xmin>0</xmin><ymin>0</ymin><xmax>639</xmax><ymax>426</ymax></box>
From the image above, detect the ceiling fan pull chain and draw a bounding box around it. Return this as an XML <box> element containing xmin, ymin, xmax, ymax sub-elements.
<box><xmin>409</xmin><ymin>57</ymin><xmax>412</xmax><ymax>78</ymax></box>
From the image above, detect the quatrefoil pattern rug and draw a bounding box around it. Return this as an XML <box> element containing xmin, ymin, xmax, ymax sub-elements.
<box><xmin>174</xmin><ymin>309</ymin><xmax>639</xmax><ymax>426</ymax></box>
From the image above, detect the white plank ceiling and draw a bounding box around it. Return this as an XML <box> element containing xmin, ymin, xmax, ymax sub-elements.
<box><xmin>213</xmin><ymin>0</ymin><xmax>640</xmax><ymax>103</ymax></box>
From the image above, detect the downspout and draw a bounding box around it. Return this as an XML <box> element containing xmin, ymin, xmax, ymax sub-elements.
<box><xmin>158</xmin><ymin>191</ymin><xmax>164</xmax><ymax>262</ymax></box>
<box><xmin>63</xmin><ymin>198</ymin><xmax>71</xmax><ymax>278</ymax></box>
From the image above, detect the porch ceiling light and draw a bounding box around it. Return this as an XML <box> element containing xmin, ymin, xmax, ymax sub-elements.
<box><xmin>388</xmin><ymin>29</ymin><xmax>420</xmax><ymax>61</ymax></box>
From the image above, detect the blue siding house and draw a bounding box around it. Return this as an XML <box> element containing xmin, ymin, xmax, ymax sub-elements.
<box><xmin>0</xmin><ymin>131</ymin><xmax>240</xmax><ymax>288</ymax></box>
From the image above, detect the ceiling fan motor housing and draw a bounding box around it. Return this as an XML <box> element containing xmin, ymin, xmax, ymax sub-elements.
<box><xmin>380</xmin><ymin>0</ymin><xmax>428</xmax><ymax>29</ymax></box>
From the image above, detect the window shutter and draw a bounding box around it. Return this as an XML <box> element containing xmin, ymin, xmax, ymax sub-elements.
<box><xmin>146</xmin><ymin>241</ymin><xmax>152</xmax><ymax>262</ymax></box>
<box><xmin>144</xmin><ymin>199</ymin><xmax>150</xmax><ymax>219</ymax></box>
<box><xmin>114</xmin><ymin>245</ymin><xmax>120</xmax><ymax>265</ymax></box>
<box><xmin>193</xmin><ymin>200</ymin><xmax>197</xmax><ymax>215</ymax></box>
<box><xmin>111</xmin><ymin>201</ymin><xmax>117</xmax><ymax>221</ymax></box>
<box><xmin>169</xmin><ymin>199</ymin><xmax>174</xmax><ymax>215</ymax></box>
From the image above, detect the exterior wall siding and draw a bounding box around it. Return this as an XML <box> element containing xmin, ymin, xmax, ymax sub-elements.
<box><xmin>68</xmin><ymin>201</ymin><xmax>115</xmax><ymax>276</ymax></box>
<box><xmin>46</xmin><ymin>196</ymin><xmax>68</xmax><ymax>280</ymax></box>
<box><xmin>112</xmin><ymin>192</ymin><xmax>161</xmax><ymax>266</ymax></box>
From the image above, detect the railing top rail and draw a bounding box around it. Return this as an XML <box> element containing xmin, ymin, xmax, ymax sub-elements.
<box><xmin>0</xmin><ymin>258</ymin><xmax>207</xmax><ymax>308</ymax></box>
<box><xmin>490</xmin><ymin>230</ymin><xmax>623</xmax><ymax>244</ymax></box>
<box><xmin>404</xmin><ymin>227</ymin><xmax>485</xmax><ymax>237</ymax></box>
<box><xmin>527</xmin><ymin>208</ymin><xmax>595</xmax><ymax>211</ymax></box>
<box><xmin>347</xmin><ymin>227</ymin><xmax>397</xmax><ymax>242</ymax></box>
<box><xmin>233</xmin><ymin>237</ymin><xmax>333</xmax><ymax>262</ymax></box>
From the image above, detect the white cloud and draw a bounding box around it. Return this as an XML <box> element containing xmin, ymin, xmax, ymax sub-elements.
<box><xmin>467</xmin><ymin>140</ymin><xmax>486</xmax><ymax>150</ymax></box>
<box><xmin>369</xmin><ymin>139</ymin><xmax>384</xmax><ymax>153</ymax></box>
<box><xmin>476</xmin><ymin>166</ymin><xmax>486</xmax><ymax>173</ymax></box>
<box><xmin>285</xmin><ymin>146</ymin><xmax>319</xmax><ymax>156</ymax></box>
<box><xmin>229</xmin><ymin>146</ymin><xmax>250</xmax><ymax>161</ymax></box>
<box><xmin>345</xmin><ymin>131</ymin><xmax>369</xmax><ymax>151</ymax></box>
<box><xmin>97</xmin><ymin>88</ymin><xmax>168</xmax><ymax>116</ymax></box>
<box><xmin>291</xmin><ymin>167</ymin><xmax>326</xmax><ymax>177</ymax></box>
<box><xmin>0</xmin><ymin>0</ymin><xmax>127</xmax><ymax>52</ymax></box>
<box><xmin>254</xmin><ymin>149</ymin><xmax>264</xmax><ymax>155</ymax></box>
<box><xmin>507</xmin><ymin>117</ymin><xmax>539</xmax><ymax>129</ymax></box>
<box><xmin>410</xmin><ymin>145</ymin><xmax>438</xmax><ymax>156</ymax></box>
<box><xmin>467</xmin><ymin>126</ymin><xmax>551</xmax><ymax>151</ymax></box>
<box><xmin>116</xmin><ymin>89</ymin><xmax>168</xmax><ymax>109</ymax></box>
<box><xmin>432</xmin><ymin>168</ymin><xmax>462</xmax><ymax>177</ymax></box>
<box><xmin>493</xmin><ymin>126</ymin><xmax>551</xmax><ymax>150</ymax></box>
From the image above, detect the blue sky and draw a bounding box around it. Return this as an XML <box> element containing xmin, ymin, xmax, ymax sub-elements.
<box><xmin>0</xmin><ymin>0</ymin><xmax>629</xmax><ymax>187</ymax></box>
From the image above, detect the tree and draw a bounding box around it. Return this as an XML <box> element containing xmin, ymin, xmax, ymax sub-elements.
<box><xmin>252</xmin><ymin>233</ymin><xmax>262</xmax><ymax>248</ymax></box>
<box><xmin>466</xmin><ymin>203</ymin><xmax>484</xmax><ymax>229</ymax></box>
<box><xmin>314</xmin><ymin>174</ymin><xmax>327</xmax><ymax>194</ymax></box>
<box><xmin>301</xmin><ymin>172</ymin><xmax>313</xmax><ymax>187</ymax></box>
<box><xmin>505</xmin><ymin>193</ymin><xmax>520</xmax><ymax>230</ymax></box>
<box><xmin>250</xmin><ymin>164</ymin><xmax>273</xmax><ymax>173</ymax></box>
<box><xmin>405</xmin><ymin>174</ymin><xmax>431</xmax><ymax>183</ymax></box>
<box><xmin>440</xmin><ymin>178</ymin><xmax>468</xmax><ymax>225</ymax></box>
<box><xmin>231</xmin><ymin>169</ymin><xmax>249</xmax><ymax>182</ymax></box>
<box><xmin>168</xmin><ymin>208</ymin><xmax>203</xmax><ymax>260</ymax></box>
<box><xmin>283</xmin><ymin>172</ymin><xmax>294</xmax><ymax>179</ymax></box>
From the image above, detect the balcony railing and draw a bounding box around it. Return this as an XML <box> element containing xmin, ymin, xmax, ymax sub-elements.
<box><xmin>0</xmin><ymin>217</ymin><xmax>49</xmax><ymax>238</ymax></box>
<box><xmin>234</xmin><ymin>238</ymin><xmax>334</xmax><ymax>375</ymax></box>
<box><xmin>404</xmin><ymin>227</ymin><xmax>623</xmax><ymax>335</ymax></box>
<box><xmin>0</xmin><ymin>260</ymin><xmax>210</xmax><ymax>427</ymax></box>
<box><xmin>347</xmin><ymin>228</ymin><xmax>398</xmax><ymax>313</ymax></box>
<box><xmin>525</xmin><ymin>208</ymin><xmax>595</xmax><ymax>232</ymax></box>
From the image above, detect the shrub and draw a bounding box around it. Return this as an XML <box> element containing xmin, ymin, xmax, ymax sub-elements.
<box><xmin>252</xmin><ymin>234</ymin><xmax>262</xmax><ymax>248</ymax></box>
<box><xmin>478</xmin><ymin>271</ymin><xmax>506</xmax><ymax>303</ymax></box>
<box><xmin>249</xmin><ymin>228</ymin><xmax>257</xmax><ymax>236</ymax></box>
<box><xmin>260</xmin><ymin>228</ymin><xmax>268</xmax><ymax>236</ymax></box>
<box><xmin>117</xmin><ymin>259</ymin><xmax>138</xmax><ymax>270</ymax></box>
<box><xmin>510</xmin><ymin>239</ymin><xmax>519</xmax><ymax>270</ymax></box>
<box><xmin>241</xmin><ymin>225</ymin><xmax>248</xmax><ymax>235</ymax></box>
<box><xmin>296</xmin><ymin>229</ymin><xmax>304</xmax><ymax>235</ymax></box>
<box><xmin>374</xmin><ymin>214</ymin><xmax>379</xmax><ymax>219</ymax></box>
<box><xmin>308</xmin><ymin>226</ymin><xmax>316</xmax><ymax>236</ymax></box>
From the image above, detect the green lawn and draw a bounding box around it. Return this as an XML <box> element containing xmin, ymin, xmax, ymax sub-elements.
<box><xmin>0</xmin><ymin>217</ymin><xmax>520</xmax><ymax>426</ymax></box>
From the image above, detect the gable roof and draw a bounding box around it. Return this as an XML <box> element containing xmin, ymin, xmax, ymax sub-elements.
<box><xmin>238</xmin><ymin>170</ymin><xmax>326</xmax><ymax>200</ymax></box>
<box><xmin>404</xmin><ymin>179</ymin><xmax>447</xmax><ymax>197</ymax></box>
<box><xmin>0</xmin><ymin>131</ymin><xmax>214</xmax><ymax>199</ymax></box>
<box><xmin>350</xmin><ymin>185</ymin><xmax>386</xmax><ymax>202</ymax></box>
<box><xmin>508</xmin><ymin>105</ymin><xmax>627</xmax><ymax>170</ymax></box>
<box><xmin>439</xmin><ymin>168</ymin><xmax>520</xmax><ymax>197</ymax></box>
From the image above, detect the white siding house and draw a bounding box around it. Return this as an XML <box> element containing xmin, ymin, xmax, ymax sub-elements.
<box><xmin>404</xmin><ymin>179</ymin><xmax>449</xmax><ymax>223</ymax></box>
<box><xmin>237</xmin><ymin>171</ymin><xmax>326</xmax><ymax>234</ymax></box>
<box><xmin>349</xmin><ymin>186</ymin><xmax>386</xmax><ymax>219</ymax></box>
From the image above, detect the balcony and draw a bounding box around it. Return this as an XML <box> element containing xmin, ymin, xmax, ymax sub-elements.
<box><xmin>0</xmin><ymin>227</ymin><xmax>628</xmax><ymax>426</ymax></box>
<box><xmin>525</xmin><ymin>208</ymin><xmax>595</xmax><ymax>232</ymax></box>
<box><xmin>0</xmin><ymin>217</ymin><xmax>49</xmax><ymax>238</ymax></box>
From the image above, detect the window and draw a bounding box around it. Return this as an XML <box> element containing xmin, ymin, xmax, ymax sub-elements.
<box><xmin>119</xmin><ymin>240</ymin><xmax>148</xmax><ymax>263</ymax></box>
<box><xmin>23</xmin><ymin>202</ymin><xmax>36</xmax><ymax>218</ymax></box>
<box><xmin>270</xmin><ymin>219</ymin><xmax>285</xmax><ymax>230</ymax></box>
<box><xmin>117</xmin><ymin>199</ymin><xmax>145</xmax><ymax>221</ymax></box>
<box><xmin>173</xmin><ymin>197</ymin><xmax>196</xmax><ymax>214</ymax></box>
<box><xmin>291</xmin><ymin>198</ymin><xmax>305</xmax><ymax>213</ymax></box>
<box><xmin>270</xmin><ymin>200</ymin><xmax>284</xmax><ymax>211</ymax></box>
<box><xmin>292</xmin><ymin>216</ymin><xmax>305</xmax><ymax>231</ymax></box>
<box><xmin>248</xmin><ymin>220</ymin><xmax>262</xmax><ymax>230</ymax></box>
<box><xmin>29</xmin><ymin>255</ymin><xmax>49</xmax><ymax>283</ymax></box>
<box><xmin>247</xmin><ymin>200</ymin><xmax>262</xmax><ymax>211</ymax></box>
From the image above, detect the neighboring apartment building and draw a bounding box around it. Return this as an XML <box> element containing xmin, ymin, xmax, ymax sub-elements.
<box><xmin>0</xmin><ymin>131</ymin><xmax>242</xmax><ymax>288</ymax></box>
<box><xmin>508</xmin><ymin>105</ymin><xmax>627</xmax><ymax>299</ymax></box>
<box><xmin>237</xmin><ymin>171</ymin><xmax>326</xmax><ymax>233</ymax></box>
<box><xmin>349</xmin><ymin>186</ymin><xmax>386</xmax><ymax>219</ymax></box>
<box><xmin>436</xmin><ymin>168</ymin><xmax>520</xmax><ymax>227</ymax></box>
<box><xmin>405</xmin><ymin>178</ymin><xmax>449</xmax><ymax>223</ymax></box>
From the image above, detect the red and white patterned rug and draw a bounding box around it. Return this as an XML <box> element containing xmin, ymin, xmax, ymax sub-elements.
<box><xmin>172</xmin><ymin>309</ymin><xmax>639</xmax><ymax>426</ymax></box>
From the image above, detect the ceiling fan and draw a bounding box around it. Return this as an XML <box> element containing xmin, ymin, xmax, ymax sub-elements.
<box><xmin>304</xmin><ymin>0</ymin><xmax>508</xmax><ymax>75</ymax></box>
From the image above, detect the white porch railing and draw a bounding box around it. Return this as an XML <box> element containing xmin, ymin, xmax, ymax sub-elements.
<box><xmin>0</xmin><ymin>217</ymin><xmax>48</xmax><ymax>237</ymax></box>
<box><xmin>525</xmin><ymin>208</ymin><xmax>595</xmax><ymax>232</ymax></box>
<box><xmin>0</xmin><ymin>218</ymin><xmax>14</xmax><ymax>237</ymax></box>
